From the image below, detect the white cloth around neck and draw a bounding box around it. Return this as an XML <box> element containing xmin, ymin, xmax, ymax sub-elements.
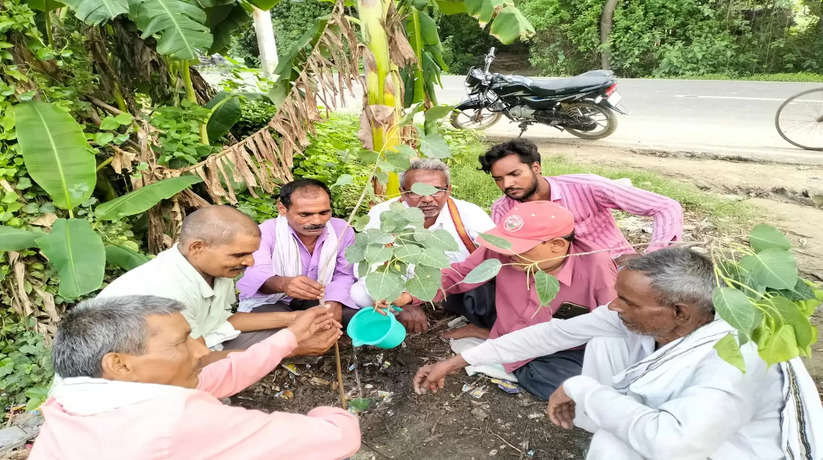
<box><xmin>239</xmin><ymin>216</ymin><xmax>338</xmax><ymax>312</ymax></box>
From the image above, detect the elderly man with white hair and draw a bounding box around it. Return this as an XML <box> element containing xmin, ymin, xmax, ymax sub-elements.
<box><xmin>351</xmin><ymin>159</ymin><xmax>495</xmax><ymax>333</ymax></box>
<box><xmin>413</xmin><ymin>247</ymin><xmax>822</xmax><ymax>459</ymax></box>
<box><xmin>30</xmin><ymin>295</ymin><xmax>360</xmax><ymax>460</ymax></box>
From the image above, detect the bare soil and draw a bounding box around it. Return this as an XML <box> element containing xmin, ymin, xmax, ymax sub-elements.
<box><xmin>230</xmin><ymin>142</ymin><xmax>823</xmax><ymax>460</ymax></box>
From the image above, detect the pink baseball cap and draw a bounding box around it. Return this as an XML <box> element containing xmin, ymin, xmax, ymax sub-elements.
<box><xmin>478</xmin><ymin>201</ymin><xmax>574</xmax><ymax>255</ymax></box>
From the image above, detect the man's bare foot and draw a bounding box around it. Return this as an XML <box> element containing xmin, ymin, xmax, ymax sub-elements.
<box><xmin>442</xmin><ymin>324</ymin><xmax>490</xmax><ymax>340</ymax></box>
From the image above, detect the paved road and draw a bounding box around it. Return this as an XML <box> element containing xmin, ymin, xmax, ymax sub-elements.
<box><xmin>433</xmin><ymin>75</ymin><xmax>823</xmax><ymax>164</ymax></box>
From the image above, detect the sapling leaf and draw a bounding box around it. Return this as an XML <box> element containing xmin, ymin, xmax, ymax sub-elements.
<box><xmin>348</xmin><ymin>397</ymin><xmax>372</xmax><ymax>413</ymax></box>
<box><xmin>410</xmin><ymin>182</ymin><xmax>439</xmax><ymax>196</ymax></box>
<box><xmin>463</xmin><ymin>258</ymin><xmax>502</xmax><ymax>284</ymax></box>
<box><xmin>740</xmin><ymin>248</ymin><xmax>797</xmax><ymax>290</ymax></box>
<box><xmin>365</xmin><ymin>270</ymin><xmax>405</xmax><ymax>302</ymax></box>
<box><xmin>406</xmin><ymin>265</ymin><xmax>441</xmax><ymax>302</ymax></box>
<box><xmin>749</xmin><ymin>224</ymin><xmax>791</xmax><ymax>252</ymax></box>
<box><xmin>759</xmin><ymin>325</ymin><xmax>800</xmax><ymax>365</ymax></box>
<box><xmin>534</xmin><ymin>270</ymin><xmax>560</xmax><ymax>307</ymax></box>
<box><xmin>478</xmin><ymin>232</ymin><xmax>512</xmax><ymax>250</ymax></box>
<box><xmin>712</xmin><ymin>287</ymin><xmax>760</xmax><ymax>337</ymax></box>
<box><xmin>714</xmin><ymin>333</ymin><xmax>746</xmax><ymax>373</ymax></box>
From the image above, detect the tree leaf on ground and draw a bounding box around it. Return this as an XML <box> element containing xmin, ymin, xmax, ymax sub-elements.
<box><xmin>712</xmin><ymin>287</ymin><xmax>760</xmax><ymax>337</ymax></box>
<box><xmin>534</xmin><ymin>270</ymin><xmax>560</xmax><ymax>307</ymax></box>
<box><xmin>463</xmin><ymin>258</ymin><xmax>502</xmax><ymax>284</ymax></box>
<box><xmin>714</xmin><ymin>333</ymin><xmax>746</xmax><ymax>373</ymax></box>
<box><xmin>740</xmin><ymin>248</ymin><xmax>797</xmax><ymax>290</ymax></box>
<box><xmin>749</xmin><ymin>224</ymin><xmax>791</xmax><ymax>252</ymax></box>
<box><xmin>348</xmin><ymin>397</ymin><xmax>372</xmax><ymax>413</ymax></box>
<box><xmin>35</xmin><ymin>218</ymin><xmax>105</xmax><ymax>299</ymax></box>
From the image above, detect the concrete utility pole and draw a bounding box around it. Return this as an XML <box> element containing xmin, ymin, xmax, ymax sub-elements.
<box><xmin>252</xmin><ymin>7</ymin><xmax>278</xmax><ymax>78</ymax></box>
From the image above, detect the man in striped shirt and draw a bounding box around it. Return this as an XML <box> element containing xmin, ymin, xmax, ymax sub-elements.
<box><xmin>481</xmin><ymin>139</ymin><xmax>683</xmax><ymax>263</ymax></box>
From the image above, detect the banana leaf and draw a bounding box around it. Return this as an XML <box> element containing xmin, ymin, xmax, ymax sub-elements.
<box><xmin>13</xmin><ymin>102</ymin><xmax>96</xmax><ymax>211</ymax></box>
<box><xmin>95</xmin><ymin>175</ymin><xmax>203</xmax><ymax>220</ymax></box>
<box><xmin>36</xmin><ymin>218</ymin><xmax>105</xmax><ymax>299</ymax></box>
<box><xmin>130</xmin><ymin>0</ymin><xmax>213</xmax><ymax>60</ymax></box>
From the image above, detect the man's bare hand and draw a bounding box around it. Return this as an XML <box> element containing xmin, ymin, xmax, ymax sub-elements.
<box><xmin>397</xmin><ymin>304</ymin><xmax>428</xmax><ymax>333</ymax></box>
<box><xmin>287</xmin><ymin>305</ymin><xmax>338</xmax><ymax>343</ymax></box>
<box><xmin>279</xmin><ymin>276</ymin><xmax>325</xmax><ymax>300</ymax></box>
<box><xmin>412</xmin><ymin>356</ymin><xmax>466</xmax><ymax>394</ymax></box>
<box><xmin>290</xmin><ymin>326</ymin><xmax>342</xmax><ymax>356</ymax></box>
<box><xmin>546</xmin><ymin>385</ymin><xmax>576</xmax><ymax>430</ymax></box>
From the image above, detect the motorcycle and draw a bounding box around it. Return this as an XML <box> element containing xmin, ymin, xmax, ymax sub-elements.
<box><xmin>450</xmin><ymin>47</ymin><xmax>626</xmax><ymax>139</ymax></box>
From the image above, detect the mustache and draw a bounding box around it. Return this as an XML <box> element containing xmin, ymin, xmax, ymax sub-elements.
<box><xmin>505</xmin><ymin>187</ymin><xmax>521</xmax><ymax>194</ymax></box>
<box><xmin>303</xmin><ymin>224</ymin><xmax>325</xmax><ymax>231</ymax></box>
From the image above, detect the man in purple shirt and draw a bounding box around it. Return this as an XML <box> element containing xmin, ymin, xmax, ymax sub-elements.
<box><xmin>235</xmin><ymin>179</ymin><xmax>358</xmax><ymax>348</ymax></box>
<box><xmin>481</xmin><ymin>139</ymin><xmax>683</xmax><ymax>264</ymax></box>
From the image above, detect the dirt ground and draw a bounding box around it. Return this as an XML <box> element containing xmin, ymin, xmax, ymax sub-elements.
<box><xmin>229</xmin><ymin>143</ymin><xmax>823</xmax><ymax>460</ymax></box>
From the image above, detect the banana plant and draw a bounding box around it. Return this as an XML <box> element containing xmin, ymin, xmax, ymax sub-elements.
<box><xmin>3</xmin><ymin>102</ymin><xmax>203</xmax><ymax>298</ymax></box>
<box><xmin>356</xmin><ymin>0</ymin><xmax>534</xmax><ymax>198</ymax></box>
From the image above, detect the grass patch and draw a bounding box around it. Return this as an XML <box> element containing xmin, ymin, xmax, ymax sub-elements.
<box><xmin>677</xmin><ymin>72</ymin><xmax>823</xmax><ymax>82</ymax></box>
<box><xmin>445</xmin><ymin>130</ymin><xmax>753</xmax><ymax>231</ymax></box>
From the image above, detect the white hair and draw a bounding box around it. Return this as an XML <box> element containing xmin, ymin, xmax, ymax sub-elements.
<box><xmin>399</xmin><ymin>159</ymin><xmax>450</xmax><ymax>189</ymax></box>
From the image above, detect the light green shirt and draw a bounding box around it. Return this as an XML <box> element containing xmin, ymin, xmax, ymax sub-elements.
<box><xmin>98</xmin><ymin>245</ymin><xmax>240</xmax><ymax>349</ymax></box>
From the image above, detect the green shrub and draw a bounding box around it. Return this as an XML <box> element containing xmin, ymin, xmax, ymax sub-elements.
<box><xmin>521</xmin><ymin>0</ymin><xmax>823</xmax><ymax>77</ymax></box>
<box><xmin>0</xmin><ymin>314</ymin><xmax>52</xmax><ymax>421</ymax></box>
<box><xmin>294</xmin><ymin>115</ymin><xmax>371</xmax><ymax>218</ymax></box>
<box><xmin>439</xmin><ymin>15</ymin><xmax>499</xmax><ymax>74</ymax></box>
<box><xmin>231</xmin><ymin>95</ymin><xmax>278</xmax><ymax>140</ymax></box>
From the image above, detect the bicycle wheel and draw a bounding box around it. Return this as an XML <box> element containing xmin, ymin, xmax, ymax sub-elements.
<box><xmin>775</xmin><ymin>87</ymin><xmax>823</xmax><ymax>151</ymax></box>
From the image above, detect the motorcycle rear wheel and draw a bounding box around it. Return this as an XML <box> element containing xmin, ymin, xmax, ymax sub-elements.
<box><xmin>562</xmin><ymin>102</ymin><xmax>617</xmax><ymax>140</ymax></box>
<box><xmin>450</xmin><ymin>108</ymin><xmax>502</xmax><ymax>130</ymax></box>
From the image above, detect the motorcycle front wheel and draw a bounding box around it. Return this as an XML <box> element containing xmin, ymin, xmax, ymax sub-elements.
<box><xmin>562</xmin><ymin>102</ymin><xmax>617</xmax><ymax>140</ymax></box>
<box><xmin>450</xmin><ymin>108</ymin><xmax>502</xmax><ymax>130</ymax></box>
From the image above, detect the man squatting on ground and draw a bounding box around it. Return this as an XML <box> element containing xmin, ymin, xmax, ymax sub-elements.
<box><xmin>29</xmin><ymin>295</ymin><xmax>361</xmax><ymax>460</ymax></box>
<box><xmin>413</xmin><ymin>247</ymin><xmax>823</xmax><ymax>460</ymax></box>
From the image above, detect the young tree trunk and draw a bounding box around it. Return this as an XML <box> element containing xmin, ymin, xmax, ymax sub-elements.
<box><xmin>253</xmin><ymin>7</ymin><xmax>278</xmax><ymax>78</ymax></box>
<box><xmin>600</xmin><ymin>0</ymin><xmax>618</xmax><ymax>69</ymax></box>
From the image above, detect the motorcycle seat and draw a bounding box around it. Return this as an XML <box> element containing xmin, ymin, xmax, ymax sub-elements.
<box><xmin>526</xmin><ymin>70</ymin><xmax>614</xmax><ymax>96</ymax></box>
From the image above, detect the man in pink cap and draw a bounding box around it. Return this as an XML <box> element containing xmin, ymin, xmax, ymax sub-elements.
<box><xmin>390</xmin><ymin>201</ymin><xmax>617</xmax><ymax>399</ymax></box>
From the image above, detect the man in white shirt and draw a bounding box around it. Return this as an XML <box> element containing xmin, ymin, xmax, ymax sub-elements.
<box><xmin>413</xmin><ymin>247</ymin><xmax>822</xmax><ymax>459</ymax></box>
<box><xmin>98</xmin><ymin>205</ymin><xmax>339</xmax><ymax>357</ymax></box>
<box><xmin>351</xmin><ymin>159</ymin><xmax>495</xmax><ymax>332</ymax></box>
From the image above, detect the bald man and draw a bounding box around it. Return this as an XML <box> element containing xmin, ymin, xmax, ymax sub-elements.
<box><xmin>98</xmin><ymin>206</ymin><xmax>340</xmax><ymax>355</ymax></box>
